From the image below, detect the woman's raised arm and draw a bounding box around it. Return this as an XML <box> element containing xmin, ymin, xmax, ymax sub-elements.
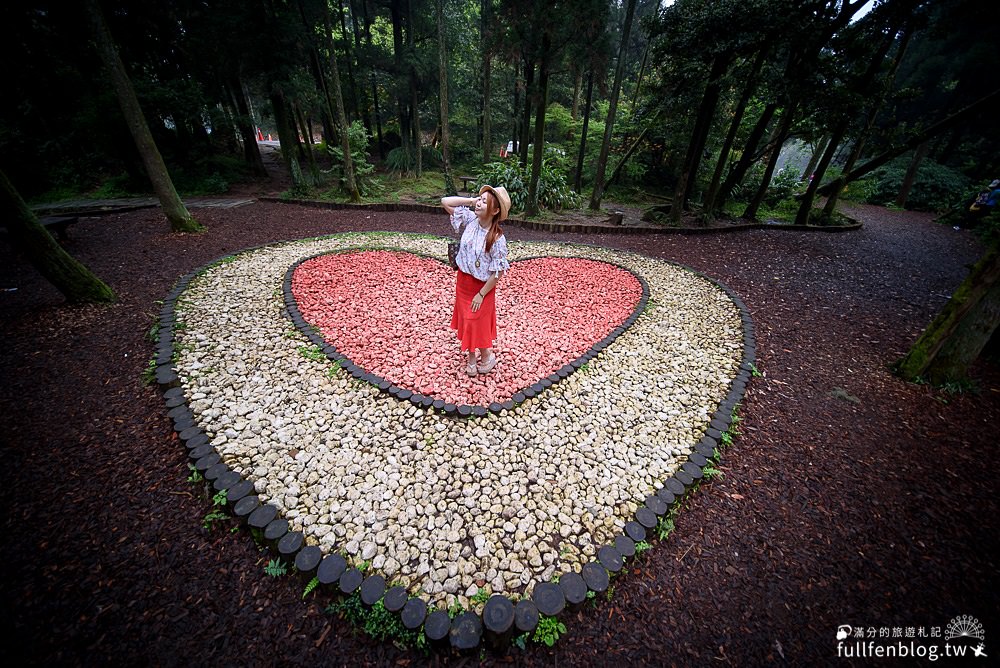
<box><xmin>441</xmin><ymin>195</ymin><xmax>477</xmax><ymax>214</ymax></box>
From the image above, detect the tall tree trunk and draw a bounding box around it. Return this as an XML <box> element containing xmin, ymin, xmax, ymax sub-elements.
<box><xmin>801</xmin><ymin>135</ymin><xmax>829</xmax><ymax>180</ymax></box>
<box><xmin>391</xmin><ymin>0</ymin><xmax>411</xmax><ymax>174</ymax></box>
<box><xmin>798</xmin><ymin>23</ymin><xmax>902</xmax><ymax>224</ymax></box>
<box><xmin>296</xmin><ymin>105</ymin><xmax>319</xmax><ymax>180</ymax></box>
<box><xmin>896</xmin><ymin>241</ymin><xmax>1000</xmax><ymax>384</ymax></box>
<box><xmin>703</xmin><ymin>48</ymin><xmax>767</xmax><ymax>220</ymax></box>
<box><xmin>794</xmin><ymin>120</ymin><xmax>848</xmax><ymax>225</ymax></box>
<box><xmin>269</xmin><ymin>87</ymin><xmax>305</xmax><ymax>188</ymax></box>
<box><xmin>338</xmin><ymin>0</ymin><xmax>360</xmax><ymax>123</ymax></box>
<box><xmin>607</xmin><ymin>127</ymin><xmax>649</xmax><ymax>188</ymax></box>
<box><xmin>295</xmin><ymin>0</ymin><xmax>337</xmax><ymax>144</ymax></box>
<box><xmin>629</xmin><ymin>41</ymin><xmax>650</xmax><ymax>110</ymax></box>
<box><xmin>670</xmin><ymin>54</ymin><xmax>729</xmax><ymax>224</ymax></box>
<box><xmin>823</xmin><ymin>21</ymin><xmax>913</xmax><ymax>218</ymax></box>
<box><xmin>408</xmin><ymin>0</ymin><xmax>422</xmax><ymax>176</ymax></box>
<box><xmin>348</xmin><ymin>0</ymin><xmax>373</xmax><ymax>135</ymax></box>
<box><xmin>895</xmin><ymin>141</ymin><xmax>930</xmax><ymax>208</ymax></box>
<box><xmin>571</xmin><ymin>68</ymin><xmax>583</xmax><ymax>121</ymax></box>
<box><xmin>436</xmin><ymin>0</ymin><xmax>456</xmax><ymax>195</ymax></box>
<box><xmin>360</xmin><ymin>1</ymin><xmax>385</xmax><ymax>158</ymax></box>
<box><xmin>589</xmin><ymin>0</ymin><xmax>638</xmax><ymax>210</ymax></box>
<box><xmin>518</xmin><ymin>58</ymin><xmax>535</xmax><ymax>167</ymax></box>
<box><xmin>86</xmin><ymin>0</ymin><xmax>200</xmax><ymax>233</ymax></box>
<box><xmin>574</xmin><ymin>70</ymin><xmax>594</xmax><ymax>193</ymax></box>
<box><xmin>480</xmin><ymin>0</ymin><xmax>492</xmax><ymax>164</ymax></box>
<box><xmin>229</xmin><ymin>76</ymin><xmax>267</xmax><ymax>177</ymax></box>
<box><xmin>324</xmin><ymin>1</ymin><xmax>360</xmax><ymax>201</ymax></box>
<box><xmin>1</xmin><ymin>170</ymin><xmax>115</xmax><ymax>303</ymax></box>
<box><xmin>717</xmin><ymin>102</ymin><xmax>777</xmax><ymax>212</ymax></box>
<box><xmin>294</xmin><ymin>103</ymin><xmax>321</xmax><ymax>185</ymax></box>
<box><xmin>744</xmin><ymin>105</ymin><xmax>796</xmax><ymax>220</ymax></box>
<box><xmin>510</xmin><ymin>64</ymin><xmax>521</xmax><ymax>150</ymax></box>
<box><xmin>526</xmin><ymin>31</ymin><xmax>550</xmax><ymax>216</ymax></box>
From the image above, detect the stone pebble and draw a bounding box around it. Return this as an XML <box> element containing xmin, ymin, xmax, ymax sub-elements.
<box><xmin>172</xmin><ymin>234</ymin><xmax>744</xmax><ymax>608</ymax></box>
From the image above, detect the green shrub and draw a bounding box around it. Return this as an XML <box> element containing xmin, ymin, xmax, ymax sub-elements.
<box><xmin>476</xmin><ymin>148</ymin><xmax>581</xmax><ymax>214</ymax></box>
<box><xmin>855</xmin><ymin>156</ymin><xmax>972</xmax><ymax>211</ymax></box>
<box><xmin>729</xmin><ymin>165</ymin><xmax>802</xmax><ymax>206</ymax></box>
<box><xmin>384</xmin><ymin>145</ymin><xmax>443</xmax><ymax>173</ymax></box>
<box><xmin>764</xmin><ymin>167</ymin><xmax>803</xmax><ymax>205</ymax></box>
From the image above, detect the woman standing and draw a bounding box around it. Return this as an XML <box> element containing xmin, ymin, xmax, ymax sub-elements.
<box><xmin>441</xmin><ymin>185</ymin><xmax>511</xmax><ymax>376</ymax></box>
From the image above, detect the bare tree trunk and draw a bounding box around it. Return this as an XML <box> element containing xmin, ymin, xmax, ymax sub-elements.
<box><xmin>526</xmin><ymin>30</ymin><xmax>550</xmax><ymax>216</ymax></box>
<box><xmin>717</xmin><ymin>102</ymin><xmax>777</xmax><ymax>212</ymax></box>
<box><xmin>294</xmin><ymin>103</ymin><xmax>321</xmax><ymax>185</ymax></box>
<box><xmin>391</xmin><ymin>0</ymin><xmax>411</xmax><ymax>174</ymax></box>
<box><xmin>703</xmin><ymin>48</ymin><xmax>767</xmax><ymax>220</ymax></box>
<box><xmin>229</xmin><ymin>76</ymin><xmax>267</xmax><ymax>177</ymax></box>
<box><xmin>895</xmin><ymin>141</ymin><xmax>930</xmax><ymax>208</ymax></box>
<box><xmin>607</xmin><ymin>127</ymin><xmax>649</xmax><ymax>188</ymax></box>
<box><xmin>744</xmin><ymin>106</ymin><xmax>795</xmax><ymax>220</ymax></box>
<box><xmin>324</xmin><ymin>1</ymin><xmax>360</xmax><ymax>201</ymax></box>
<box><xmin>794</xmin><ymin>120</ymin><xmax>848</xmax><ymax>225</ymax></box>
<box><xmin>518</xmin><ymin>58</ymin><xmax>535</xmax><ymax>167</ymax></box>
<box><xmin>1</xmin><ymin>170</ymin><xmax>115</xmax><ymax>303</ymax></box>
<box><xmin>407</xmin><ymin>0</ymin><xmax>422</xmax><ymax>176</ymax></box>
<box><xmin>436</xmin><ymin>0</ymin><xmax>456</xmax><ymax>195</ymax></box>
<box><xmin>801</xmin><ymin>135</ymin><xmax>829</xmax><ymax>180</ymax></box>
<box><xmin>823</xmin><ymin>21</ymin><xmax>914</xmax><ymax>218</ymax></box>
<box><xmin>86</xmin><ymin>0</ymin><xmax>200</xmax><ymax>233</ymax></box>
<box><xmin>480</xmin><ymin>0</ymin><xmax>492</xmax><ymax>164</ymax></box>
<box><xmin>360</xmin><ymin>2</ymin><xmax>385</xmax><ymax>158</ymax></box>
<box><xmin>589</xmin><ymin>0</ymin><xmax>637</xmax><ymax>210</ymax></box>
<box><xmin>670</xmin><ymin>53</ymin><xmax>729</xmax><ymax>224</ymax></box>
<box><xmin>338</xmin><ymin>0</ymin><xmax>360</xmax><ymax>123</ymax></box>
<box><xmin>269</xmin><ymin>87</ymin><xmax>305</xmax><ymax>188</ymax></box>
<box><xmin>510</xmin><ymin>63</ymin><xmax>520</xmax><ymax>150</ymax></box>
<box><xmin>629</xmin><ymin>41</ymin><xmax>649</xmax><ymax>110</ymax></box>
<box><xmin>896</xmin><ymin>241</ymin><xmax>1000</xmax><ymax>384</ymax></box>
<box><xmin>574</xmin><ymin>70</ymin><xmax>594</xmax><ymax>193</ymax></box>
<box><xmin>571</xmin><ymin>68</ymin><xmax>582</xmax><ymax>121</ymax></box>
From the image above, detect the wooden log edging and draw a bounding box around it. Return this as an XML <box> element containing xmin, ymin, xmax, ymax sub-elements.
<box><xmin>153</xmin><ymin>232</ymin><xmax>756</xmax><ymax>654</ymax></box>
<box><xmin>259</xmin><ymin>195</ymin><xmax>862</xmax><ymax>235</ymax></box>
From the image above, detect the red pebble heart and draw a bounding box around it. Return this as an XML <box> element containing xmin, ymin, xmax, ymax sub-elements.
<box><xmin>291</xmin><ymin>250</ymin><xmax>643</xmax><ymax>406</ymax></box>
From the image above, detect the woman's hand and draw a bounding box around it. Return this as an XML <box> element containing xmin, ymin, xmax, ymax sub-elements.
<box><xmin>471</xmin><ymin>293</ymin><xmax>484</xmax><ymax>312</ymax></box>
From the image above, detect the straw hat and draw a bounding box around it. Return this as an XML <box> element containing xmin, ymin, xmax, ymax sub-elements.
<box><xmin>479</xmin><ymin>185</ymin><xmax>511</xmax><ymax>222</ymax></box>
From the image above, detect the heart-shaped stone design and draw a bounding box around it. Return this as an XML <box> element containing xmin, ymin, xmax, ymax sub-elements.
<box><xmin>289</xmin><ymin>250</ymin><xmax>645</xmax><ymax>408</ymax></box>
<box><xmin>168</xmin><ymin>233</ymin><xmax>747</xmax><ymax>617</ymax></box>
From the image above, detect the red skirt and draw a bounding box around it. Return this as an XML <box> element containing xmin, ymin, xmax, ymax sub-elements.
<box><xmin>451</xmin><ymin>270</ymin><xmax>497</xmax><ymax>351</ymax></box>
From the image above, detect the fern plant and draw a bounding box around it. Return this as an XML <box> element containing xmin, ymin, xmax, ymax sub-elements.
<box><xmin>325</xmin><ymin>121</ymin><xmax>381</xmax><ymax>197</ymax></box>
<box><xmin>264</xmin><ymin>559</ymin><xmax>288</xmax><ymax>577</ymax></box>
<box><xmin>302</xmin><ymin>576</ymin><xmax>320</xmax><ymax>599</ymax></box>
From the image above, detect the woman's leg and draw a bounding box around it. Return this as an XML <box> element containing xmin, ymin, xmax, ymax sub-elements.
<box><xmin>477</xmin><ymin>347</ymin><xmax>496</xmax><ymax>372</ymax></box>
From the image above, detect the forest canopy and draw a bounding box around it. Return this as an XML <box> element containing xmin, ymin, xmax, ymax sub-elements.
<box><xmin>3</xmin><ymin>0</ymin><xmax>998</xmax><ymax>222</ymax></box>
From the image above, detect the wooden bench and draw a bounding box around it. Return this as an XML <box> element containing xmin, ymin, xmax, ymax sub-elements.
<box><xmin>459</xmin><ymin>176</ymin><xmax>476</xmax><ymax>192</ymax></box>
<box><xmin>0</xmin><ymin>215</ymin><xmax>79</xmax><ymax>243</ymax></box>
<box><xmin>40</xmin><ymin>215</ymin><xmax>79</xmax><ymax>241</ymax></box>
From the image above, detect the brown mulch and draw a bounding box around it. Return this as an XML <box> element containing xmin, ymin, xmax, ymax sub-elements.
<box><xmin>1</xmin><ymin>198</ymin><xmax>998</xmax><ymax>666</ymax></box>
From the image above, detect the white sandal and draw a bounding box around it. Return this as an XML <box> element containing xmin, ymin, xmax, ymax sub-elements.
<box><xmin>466</xmin><ymin>359</ymin><xmax>479</xmax><ymax>377</ymax></box>
<box><xmin>477</xmin><ymin>354</ymin><xmax>497</xmax><ymax>374</ymax></box>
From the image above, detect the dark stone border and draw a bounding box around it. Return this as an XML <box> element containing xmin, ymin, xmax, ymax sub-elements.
<box><xmin>281</xmin><ymin>247</ymin><xmax>649</xmax><ymax>417</ymax></box>
<box><xmin>260</xmin><ymin>196</ymin><xmax>862</xmax><ymax>235</ymax></box>
<box><xmin>154</xmin><ymin>232</ymin><xmax>756</xmax><ymax>654</ymax></box>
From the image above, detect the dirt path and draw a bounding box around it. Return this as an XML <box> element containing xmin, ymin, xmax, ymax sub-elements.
<box><xmin>0</xmin><ymin>201</ymin><xmax>996</xmax><ymax>665</ymax></box>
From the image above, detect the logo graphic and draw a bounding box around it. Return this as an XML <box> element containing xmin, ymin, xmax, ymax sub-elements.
<box><xmin>945</xmin><ymin>615</ymin><xmax>987</xmax><ymax>659</ymax></box>
<box><xmin>946</xmin><ymin>615</ymin><xmax>985</xmax><ymax>642</ymax></box>
<box><xmin>836</xmin><ymin>625</ymin><xmax>852</xmax><ymax>641</ymax></box>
